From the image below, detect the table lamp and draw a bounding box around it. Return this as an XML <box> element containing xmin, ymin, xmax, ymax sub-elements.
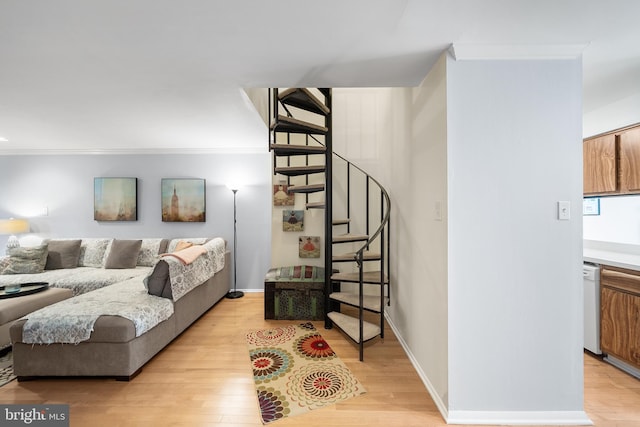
<box><xmin>0</xmin><ymin>218</ymin><xmax>29</xmax><ymax>249</ymax></box>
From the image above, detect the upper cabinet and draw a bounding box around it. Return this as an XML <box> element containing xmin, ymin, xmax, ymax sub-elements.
<box><xmin>620</xmin><ymin>127</ymin><xmax>640</xmax><ymax>193</ymax></box>
<box><xmin>584</xmin><ymin>134</ymin><xmax>617</xmax><ymax>194</ymax></box>
<box><xmin>584</xmin><ymin>123</ymin><xmax>640</xmax><ymax>196</ymax></box>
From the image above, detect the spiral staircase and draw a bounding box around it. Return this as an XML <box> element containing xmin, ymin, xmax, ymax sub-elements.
<box><xmin>269</xmin><ymin>88</ymin><xmax>391</xmax><ymax>361</ymax></box>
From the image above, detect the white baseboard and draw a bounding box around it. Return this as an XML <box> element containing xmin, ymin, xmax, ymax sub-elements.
<box><xmin>384</xmin><ymin>313</ymin><xmax>593</xmax><ymax>426</ymax></box>
<box><xmin>383</xmin><ymin>313</ymin><xmax>450</xmax><ymax>421</ymax></box>
<box><xmin>447</xmin><ymin>411</ymin><xmax>592</xmax><ymax>425</ymax></box>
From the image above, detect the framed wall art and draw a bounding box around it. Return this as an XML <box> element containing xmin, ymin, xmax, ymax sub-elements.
<box><xmin>273</xmin><ymin>183</ymin><xmax>294</xmax><ymax>206</ymax></box>
<box><xmin>282</xmin><ymin>210</ymin><xmax>304</xmax><ymax>231</ymax></box>
<box><xmin>161</xmin><ymin>178</ymin><xmax>206</xmax><ymax>222</ymax></box>
<box><xmin>94</xmin><ymin>177</ymin><xmax>137</xmax><ymax>221</ymax></box>
<box><xmin>299</xmin><ymin>236</ymin><xmax>320</xmax><ymax>258</ymax></box>
<box><xmin>583</xmin><ymin>198</ymin><xmax>600</xmax><ymax>216</ymax></box>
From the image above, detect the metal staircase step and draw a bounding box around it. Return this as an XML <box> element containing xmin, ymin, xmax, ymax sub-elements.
<box><xmin>330</xmin><ymin>292</ymin><xmax>387</xmax><ymax>313</ymax></box>
<box><xmin>327</xmin><ymin>311</ymin><xmax>381</xmax><ymax>343</ymax></box>
<box><xmin>331</xmin><ymin>271</ymin><xmax>389</xmax><ymax>284</ymax></box>
<box><xmin>332</xmin><ymin>252</ymin><xmax>381</xmax><ymax>262</ymax></box>
<box><xmin>333</xmin><ymin>233</ymin><xmax>369</xmax><ymax>244</ymax></box>
<box><xmin>274</xmin><ymin>165</ymin><xmax>325</xmax><ymax>176</ymax></box>
<box><xmin>272</xmin><ymin>115</ymin><xmax>328</xmax><ymax>135</ymax></box>
<box><xmin>305</xmin><ymin>201</ymin><xmax>325</xmax><ymax>209</ymax></box>
<box><xmin>270</xmin><ymin>143</ymin><xmax>326</xmax><ymax>156</ymax></box>
<box><xmin>332</xmin><ymin>218</ymin><xmax>350</xmax><ymax>226</ymax></box>
<box><xmin>279</xmin><ymin>88</ymin><xmax>330</xmax><ymax>116</ymax></box>
<box><xmin>288</xmin><ymin>183</ymin><xmax>325</xmax><ymax>194</ymax></box>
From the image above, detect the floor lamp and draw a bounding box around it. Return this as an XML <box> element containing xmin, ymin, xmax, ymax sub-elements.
<box><xmin>226</xmin><ymin>187</ymin><xmax>244</xmax><ymax>299</ymax></box>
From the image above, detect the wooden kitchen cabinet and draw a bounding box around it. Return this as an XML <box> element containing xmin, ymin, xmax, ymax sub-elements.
<box><xmin>584</xmin><ymin>134</ymin><xmax>617</xmax><ymax>195</ymax></box>
<box><xmin>600</xmin><ymin>266</ymin><xmax>640</xmax><ymax>370</ymax></box>
<box><xmin>619</xmin><ymin>126</ymin><xmax>640</xmax><ymax>193</ymax></box>
<box><xmin>584</xmin><ymin>123</ymin><xmax>640</xmax><ymax>196</ymax></box>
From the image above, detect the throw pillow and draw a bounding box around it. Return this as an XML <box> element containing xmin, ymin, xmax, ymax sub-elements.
<box><xmin>78</xmin><ymin>238</ymin><xmax>113</xmax><ymax>267</ymax></box>
<box><xmin>144</xmin><ymin>259</ymin><xmax>173</xmax><ymax>299</ymax></box>
<box><xmin>1</xmin><ymin>245</ymin><xmax>49</xmax><ymax>274</ymax></box>
<box><xmin>136</xmin><ymin>239</ymin><xmax>170</xmax><ymax>267</ymax></box>
<box><xmin>0</xmin><ymin>256</ymin><xmax>10</xmax><ymax>274</ymax></box>
<box><xmin>45</xmin><ymin>239</ymin><xmax>82</xmax><ymax>270</ymax></box>
<box><xmin>104</xmin><ymin>239</ymin><xmax>143</xmax><ymax>269</ymax></box>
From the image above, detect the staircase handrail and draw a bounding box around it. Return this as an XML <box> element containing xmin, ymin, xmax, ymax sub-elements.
<box><xmin>332</xmin><ymin>151</ymin><xmax>391</xmax><ymax>260</ymax></box>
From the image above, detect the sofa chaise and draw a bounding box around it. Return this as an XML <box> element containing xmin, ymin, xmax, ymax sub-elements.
<box><xmin>4</xmin><ymin>237</ymin><xmax>230</xmax><ymax>380</ymax></box>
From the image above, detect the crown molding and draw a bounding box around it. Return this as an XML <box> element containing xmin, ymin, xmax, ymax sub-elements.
<box><xmin>449</xmin><ymin>43</ymin><xmax>589</xmax><ymax>61</ymax></box>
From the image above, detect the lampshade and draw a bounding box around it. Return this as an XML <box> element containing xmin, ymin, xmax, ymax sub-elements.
<box><xmin>226</xmin><ymin>183</ymin><xmax>241</xmax><ymax>192</ymax></box>
<box><xmin>0</xmin><ymin>218</ymin><xmax>29</xmax><ymax>235</ymax></box>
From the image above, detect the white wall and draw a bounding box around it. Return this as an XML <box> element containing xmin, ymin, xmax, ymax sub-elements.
<box><xmin>328</xmin><ymin>52</ymin><xmax>587</xmax><ymax>424</ymax></box>
<box><xmin>583</xmin><ymin>92</ymin><xmax>640</xmax><ymax>138</ymax></box>
<box><xmin>446</xmin><ymin>54</ymin><xmax>585</xmax><ymax>422</ymax></box>
<box><xmin>0</xmin><ymin>153</ymin><xmax>272</xmax><ymax>291</ymax></box>
<box><xmin>583</xmin><ymin>195</ymin><xmax>640</xmax><ymax>244</ymax></box>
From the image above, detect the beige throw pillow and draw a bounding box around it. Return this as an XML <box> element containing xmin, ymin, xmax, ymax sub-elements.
<box><xmin>104</xmin><ymin>239</ymin><xmax>142</xmax><ymax>269</ymax></box>
<box><xmin>45</xmin><ymin>239</ymin><xmax>82</xmax><ymax>270</ymax></box>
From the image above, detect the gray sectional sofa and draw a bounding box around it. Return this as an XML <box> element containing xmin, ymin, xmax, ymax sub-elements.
<box><xmin>1</xmin><ymin>237</ymin><xmax>230</xmax><ymax>380</ymax></box>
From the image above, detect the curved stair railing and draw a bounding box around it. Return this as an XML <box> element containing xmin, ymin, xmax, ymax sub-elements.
<box><xmin>269</xmin><ymin>88</ymin><xmax>391</xmax><ymax>361</ymax></box>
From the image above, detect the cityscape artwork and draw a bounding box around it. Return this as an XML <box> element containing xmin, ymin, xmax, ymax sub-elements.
<box><xmin>161</xmin><ymin>178</ymin><xmax>206</xmax><ymax>222</ymax></box>
<box><xmin>94</xmin><ymin>177</ymin><xmax>137</xmax><ymax>221</ymax></box>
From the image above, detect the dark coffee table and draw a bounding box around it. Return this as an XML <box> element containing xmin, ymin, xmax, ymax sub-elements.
<box><xmin>0</xmin><ymin>282</ymin><xmax>49</xmax><ymax>299</ymax></box>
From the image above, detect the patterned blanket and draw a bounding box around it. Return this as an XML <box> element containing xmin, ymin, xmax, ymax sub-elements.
<box><xmin>19</xmin><ymin>238</ymin><xmax>226</xmax><ymax>345</ymax></box>
<box><xmin>162</xmin><ymin>237</ymin><xmax>226</xmax><ymax>301</ymax></box>
<box><xmin>21</xmin><ymin>277</ymin><xmax>174</xmax><ymax>344</ymax></box>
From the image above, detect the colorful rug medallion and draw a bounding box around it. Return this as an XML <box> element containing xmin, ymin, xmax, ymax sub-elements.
<box><xmin>246</xmin><ymin>322</ymin><xmax>366</xmax><ymax>424</ymax></box>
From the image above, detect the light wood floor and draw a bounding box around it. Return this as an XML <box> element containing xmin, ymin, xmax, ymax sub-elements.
<box><xmin>0</xmin><ymin>292</ymin><xmax>638</xmax><ymax>426</ymax></box>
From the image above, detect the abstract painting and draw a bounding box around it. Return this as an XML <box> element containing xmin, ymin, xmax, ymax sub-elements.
<box><xmin>94</xmin><ymin>177</ymin><xmax>137</xmax><ymax>221</ymax></box>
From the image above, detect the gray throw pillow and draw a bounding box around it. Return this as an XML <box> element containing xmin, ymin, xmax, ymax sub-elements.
<box><xmin>45</xmin><ymin>239</ymin><xmax>82</xmax><ymax>270</ymax></box>
<box><xmin>104</xmin><ymin>239</ymin><xmax>142</xmax><ymax>269</ymax></box>
<box><xmin>145</xmin><ymin>260</ymin><xmax>173</xmax><ymax>299</ymax></box>
<box><xmin>1</xmin><ymin>245</ymin><xmax>49</xmax><ymax>274</ymax></box>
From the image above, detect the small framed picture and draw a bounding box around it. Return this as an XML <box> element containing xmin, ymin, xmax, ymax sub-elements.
<box><xmin>273</xmin><ymin>183</ymin><xmax>295</xmax><ymax>206</ymax></box>
<box><xmin>94</xmin><ymin>177</ymin><xmax>137</xmax><ymax>221</ymax></box>
<box><xmin>283</xmin><ymin>210</ymin><xmax>304</xmax><ymax>231</ymax></box>
<box><xmin>583</xmin><ymin>198</ymin><xmax>600</xmax><ymax>216</ymax></box>
<box><xmin>299</xmin><ymin>236</ymin><xmax>320</xmax><ymax>258</ymax></box>
<box><xmin>161</xmin><ymin>178</ymin><xmax>206</xmax><ymax>222</ymax></box>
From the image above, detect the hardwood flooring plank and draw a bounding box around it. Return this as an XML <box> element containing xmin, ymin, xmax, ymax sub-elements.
<box><xmin>0</xmin><ymin>292</ymin><xmax>638</xmax><ymax>426</ymax></box>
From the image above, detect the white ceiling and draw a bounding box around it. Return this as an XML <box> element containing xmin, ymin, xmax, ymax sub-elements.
<box><xmin>1</xmin><ymin>0</ymin><xmax>639</xmax><ymax>153</ymax></box>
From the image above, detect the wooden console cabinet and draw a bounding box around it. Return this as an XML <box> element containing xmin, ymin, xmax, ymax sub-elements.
<box><xmin>600</xmin><ymin>266</ymin><xmax>640</xmax><ymax>370</ymax></box>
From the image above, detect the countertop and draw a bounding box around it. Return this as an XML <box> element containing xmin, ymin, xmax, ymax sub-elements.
<box><xmin>584</xmin><ymin>240</ymin><xmax>640</xmax><ymax>271</ymax></box>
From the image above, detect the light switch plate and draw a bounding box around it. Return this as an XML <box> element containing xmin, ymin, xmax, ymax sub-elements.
<box><xmin>434</xmin><ymin>201</ymin><xmax>442</xmax><ymax>221</ymax></box>
<box><xmin>558</xmin><ymin>201</ymin><xmax>570</xmax><ymax>220</ymax></box>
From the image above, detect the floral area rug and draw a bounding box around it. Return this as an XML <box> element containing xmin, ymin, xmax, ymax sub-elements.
<box><xmin>246</xmin><ymin>322</ymin><xmax>366</xmax><ymax>424</ymax></box>
<box><xmin>0</xmin><ymin>350</ymin><xmax>16</xmax><ymax>387</ymax></box>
